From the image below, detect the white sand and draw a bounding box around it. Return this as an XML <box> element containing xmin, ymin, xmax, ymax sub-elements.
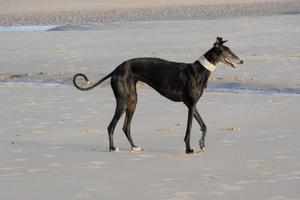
<box><xmin>0</xmin><ymin>1</ymin><xmax>300</xmax><ymax>199</ymax></box>
<box><xmin>1</xmin><ymin>87</ymin><xmax>299</xmax><ymax>199</ymax></box>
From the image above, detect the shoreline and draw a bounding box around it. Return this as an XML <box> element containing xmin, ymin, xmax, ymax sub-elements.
<box><xmin>1</xmin><ymin>73</ymin><xmax>300</xmax><ymax>97</ymax></box>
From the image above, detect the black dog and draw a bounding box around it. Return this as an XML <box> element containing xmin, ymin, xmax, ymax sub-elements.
<box><xmin>73</xmin><ymin>37</ymin><xmax>243</xmax><ymax>154</ymax></box>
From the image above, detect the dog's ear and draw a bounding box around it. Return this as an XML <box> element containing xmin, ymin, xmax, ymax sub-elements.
<box><xmin>214</xmin><ymin>37</ymin><xmax>228</xmax><ymax>47</ymax></box>
<box><xmin>214</xmin><ymin>37</ymin><xmax>223</xmax><ymax>48</ymax></box>
<box><xmin>217</xmin><ymin>37</ymin><xmax>223</xmax><ymax>43</ymax></box>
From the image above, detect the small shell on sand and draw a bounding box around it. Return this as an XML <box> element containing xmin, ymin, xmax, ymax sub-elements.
<box><xmin>220</xmin><ymin>128</ymin><xmax>241</xmax><ymax>134</ymax></box>
<box><xmin>84</xmin><ymin>128</ymin><xmax>99</xmax><ymax>134</ymax></box>
<box><xmin>157</xmin><ymin>128</ymin><xmax>174</xmax><ymax>133</ymax></box>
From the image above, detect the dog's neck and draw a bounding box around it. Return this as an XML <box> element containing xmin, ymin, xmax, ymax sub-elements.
<box><xmin>196</xmin><ymin>47</ymin><xmax>221</xmax><ymax>72</ymax></box>
<box><xmin>197</xmin><ymin>55</ymin><xmax>216</xmax><ymax>72</ymax></box>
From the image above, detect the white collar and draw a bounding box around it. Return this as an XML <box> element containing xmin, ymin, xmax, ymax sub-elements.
<box><xmin>197</xmin><ymin>55</ymin><xmax>216</xmax><ymax>72</ymax></box>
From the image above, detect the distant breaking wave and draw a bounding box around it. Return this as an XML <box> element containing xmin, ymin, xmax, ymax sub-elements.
<box><xmin>0</xmin><ymin>25</ymin><xmax>57</xmax><ymax>32</ymax></box>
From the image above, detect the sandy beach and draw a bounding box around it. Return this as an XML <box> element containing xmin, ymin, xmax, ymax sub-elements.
<box><xmin>0</xmin><ymin>0</ymin><xmax>300</xmax><ymax>26</ymax></box>
<box><xmin>1</xmin><ymin>0</ymin><xmax>300</xmax><ymax>199</ymax></box>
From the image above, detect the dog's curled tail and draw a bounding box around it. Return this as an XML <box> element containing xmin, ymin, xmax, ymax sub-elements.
<box><xmin>73</xmin><ymin>72</ymin><xmax>113</xmax><ymax>91</ymax></box>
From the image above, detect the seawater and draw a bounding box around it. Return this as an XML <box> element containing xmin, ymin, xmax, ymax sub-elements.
<box><xmin>0</xmin><ymin>25</ymin><xmax>57</xmax><ymax>32</ymax></box>
<box><xmin>1</xmin><ymin>79</ymin><xmax>299</xmax><ymax>96</ymax></box>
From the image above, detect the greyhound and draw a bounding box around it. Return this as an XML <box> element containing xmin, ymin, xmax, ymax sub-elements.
<box><xmin>73</xmin><ymin>37</ymin><xmax>243</xmax><ymax>154</ymax></box>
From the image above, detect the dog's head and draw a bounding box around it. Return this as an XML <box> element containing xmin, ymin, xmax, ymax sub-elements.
<box><xmin>211</xmin><ymin>37</ymin><xmax>243</xmax><ymax>68</ymax></box>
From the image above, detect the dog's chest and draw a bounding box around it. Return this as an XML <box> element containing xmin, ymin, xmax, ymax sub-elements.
<box><xmin>186</xmin><ymin>72</ymin><xmax>210</xmax><ymax>102</ymax></box>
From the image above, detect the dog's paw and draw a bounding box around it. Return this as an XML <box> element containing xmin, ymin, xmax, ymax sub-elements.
<box><xmin>201</xmin><ymin>147</ymin><xmax>207</xmax><ymax>153</ymax></box>
<box><xmin>131</xmin><ymin>146</ymin><xmax>144</xmax><ymax>152</ymax></box>
<box><xmin>185</xmin><ymin>149</ymin><xmax>194</xmax><ymax>154</ymax></box>
<box><xmin>110</xmin><ymin>147</ymin><xmax>120</xmax><ymax>152</ymax></box>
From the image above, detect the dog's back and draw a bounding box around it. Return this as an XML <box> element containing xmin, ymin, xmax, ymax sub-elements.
<box><xmin>116</xmin><ymin>57</ymin><xmax>188</xmax><ymax>101</ymax></box>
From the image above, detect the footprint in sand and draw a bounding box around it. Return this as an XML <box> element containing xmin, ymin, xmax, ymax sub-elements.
<box><xmin>90</xmin><ymin>161</ymin><xmax>108</xmax><ymax>165</ymax></box>
<box><xmin>270</xmin><ymin>99</ymin><xmax>281</xmax><ymax>103</ymax></box>
<box><xmin>28</xmin><ymin>168</ymin><xmax>48</xmax><ymax>172</ymax></box>
<box><xmin>268</xmin><ymin>196</ymin><xmax>287</xmax><ymax>200</ymax></box>
<box><xmin>218</xmin><ymin>183</ymin><xmax>243</xmax><ymax>191</ymax></box>
<box><xmin>236</xmin><ymin>180</ymin><xmax>258</xmax><ymax>185</ymax></box>
<box><xmin>0</xmin><ymin>128</ymin><xmax>9</xmax><ymax>132</ymax></box>
<box><xmin>11</xmin><ymin>149</ymin><xmax>24</xmax><ymax>153</ymax></box>
<box><xmin>262</xmin><ymin>179</ymin><xmax>278</xmax><ymax>184</ymax></box>
<box><xmin>39</xmin><ymin>121</ymin><xmax>54</xmax><ymax>126</ymax></box>
<box><xmin>175</xmin><ymin>122</ymin><xmax>181</xmax><ymax>126</ymax></box>
<box><xmin>165</xmin><ymin>150</ymin><xmax>204</xmax><ymax>161</ymax></box>
<box><xmin>208</xmin><ymin>191</ymin><xmax>224</xmax><ymax>196</ymax></box>
<box><xmin>148</xmin><ymin>183</ymin><xmax>164</xmax><ymax>188</ymax></box>
<box><xmin>0</xmin><ymin>166</ymin><xmax>23</xmax><ymax>170</ymax></box>
<box><xmin>15</xmin><ymin>158</ymin><xmax>27</xmax><ymax>162</ymax></box>
<box><xmin>174</xmin><ymin>192</ymin><xmax>199</xmax><ymax>199</ymax></box>
<box><xmin>42</xmin><ymin>154</ymin><xmax>55</xmax><ymax>158</ymax></box>
<box><xmin>125</xmin><ymin>157</ymin><xmax>143</xmax><ymax>161</ymax></box>
<box><xmin>62</xmin><ymin>114</ymin><xmax>73</xmax><ymax>119</ymax></box>
<box><xmin>276</xmin><ymin>174</ymin><xmax>300</xmax><ymax>181</ymax></box>
<box><xmin>246</xmin><ymin>159</ymin><xmax>265</xmax><ymax>163</ymax></box>
<box><xmin>201</xmin><ymin>173</ymin><xmax>218</xmax><ymax>181</ymax></box>
<box><xmin>293</xmin><ymin>171</ymin><xmax>300</xmax><ymax>175</ymax></box>
<box><xmin>21</xmin><ymin>118</ymin><xmax>34</xmax><ymax>122</ymax></box>
<box><xmin>221</xmin><ymin>139</ymin><xmax>236</xmax><ymax>146</ymax></box>
<box><xmin>137</xmin><ymin>154</ymin><xmax>154</xmax><ymax>158</ymax></box>
<box><xmin>157</xmin><ymin>123</ymin><xmax>182</xmax><ymax>135</ymax></box>
<box><xmin>277</xmin><ymin>134</ymin><xmax>292</xmax><ymax>138</ymax></box>
<box><xmin>48</xmin><ymin>163</ymin><xmax>63</xmax><ymax>167</ymax></box>
<box><xmin>260</xmin><ymin>137</ymin><xmax>278</xmax><ymax>142</ymax></box>
<box><xmin>74</xmin><ymin>193</ymin><xmax>91</xmax><ymax>198</ymax></box>
<box><xmin>59</xmin><ymin>106</ymin><xmax>70</xmax><ymax>111</ymax></box>
<box><xmin>50</xmin><ymin>146</ymin><xmax>62</xmax><ymax>150</ymax></box>
<box><xmin>31</xmin><ymin>128</ymin><xmax>46</xmax><ymax>135</ymax></box>
<box><xmin>273</xmin><ymin>154</ymin><xmax>296</xmax><ymax>160</ymax></box>
<box><xmin>1</xmin><ymin>173</ymin><xmax>23</xmax><ymax>177</ymax></box>
<box><xmin>272</xmin><ymin>150</ymin><xmax>294</xmax><ymax>160</ymax></box>
<box><xmin>83</xmin><ymin>188</ymin><xmax>101</xmax><ymax>192</ymax></box>
<box><xmin>76</xmin><ymin>119</ymin><xmax>87</xmax><ymax>122</ymax></box>
<box><xmin>76</xmin><ymin>166</ymin><xmax>102</xmax><ymax>169</ymax></box>
<box><xmin>253</xmin><ymin>165</ymin><xmax>272</xmax><ymax>175</ymax></box>
<box><xmin>12</xmin><ymin>120</ymin><xmax>22</xmax><ymax>124</ymax></box>
<box><xmin>162</xmin><ymin>177</ymin><xmax>185</xmax><ymax>182</ymax></box>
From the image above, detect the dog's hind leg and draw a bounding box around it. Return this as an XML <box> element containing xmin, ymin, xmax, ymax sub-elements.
<box><xmin>107</xmin><ymin>100</ymin><xmax>126</xmax><ymax>152</ymax></box>
<box><xmin>193</xmin><ymin>107</ymin><xmax>207</xmax><ymax>152</ymax></box>
<box><xmin>108</xmin><ymin>71</ymin><xmax>135</xmax><ymax>152</ymax></box>
<box><xmin>123</xmin><ymin>90</ymin><xmax>141</xmax><ymax>151</ymax></box>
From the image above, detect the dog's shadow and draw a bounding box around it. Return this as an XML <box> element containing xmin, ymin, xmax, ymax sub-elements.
<box><xmin>79</xmin><ymin>145</ymin><xmax>180</xmax><ymax>154</ymax></box>
<box><xmin>10</xmin><ymin>141</ymin><xmax>195</xmax><ymax>155</ymax></box>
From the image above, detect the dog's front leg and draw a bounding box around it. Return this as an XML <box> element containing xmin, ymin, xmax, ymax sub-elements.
<box><xmin>193</xmin><ymin>108</ymin><xmax>207</xmax><ymax>152</ymax></box>
<box><xmin>184</xmin><ymin>106</ymin><xmax>195</xmax><ymax>154</ymax></box>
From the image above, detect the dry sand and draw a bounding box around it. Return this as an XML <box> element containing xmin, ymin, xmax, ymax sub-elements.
<box><xmin>0</xmin><ymin>0</ymin><xmax>300</xmax><ymax>199</ymax></box>
<box><xmin>0</xmin><ymin>0</ymin><xmax>300</xmax><ymax>26</ymax></box>
<box><xmin>1</xmin><ymin>87</ymin><xmax>299</xmax><ymax>199</ymax></box>
<box><xmin>0</xmin><ymin>0</ymin><xmax>291</xmax><ymax>13</ymax></box>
